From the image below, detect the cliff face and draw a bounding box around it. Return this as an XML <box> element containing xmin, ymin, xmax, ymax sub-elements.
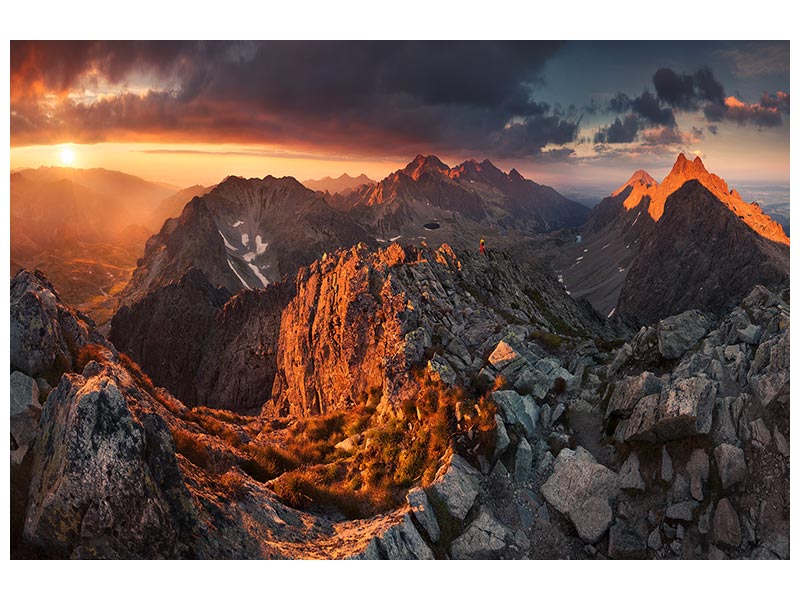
<box><xmin>616</xmin><ymin>181</ymin><xmax>789</xmax><ymax>324</ymax></box>
<box><xmin>269</xmin><ymin>242</ymin><xmax>616</xmax><ymax>418</ymax></box>
<box><xmin>110</xmin><ymin>268</ymin><xmax>293</xmax><ymax>411</ymax></box>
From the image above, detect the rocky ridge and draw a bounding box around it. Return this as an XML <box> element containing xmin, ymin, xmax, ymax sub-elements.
<box><xmin>11</xmin><ymin>264</ymin><xmax>789</xmax><ymax>559</ymax></box>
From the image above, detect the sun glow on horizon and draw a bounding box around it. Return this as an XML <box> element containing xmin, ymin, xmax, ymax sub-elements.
<box><xmin>59</xmin><ymin>144</ymin><xmax>76</xmax><ymax>166</ymax></box>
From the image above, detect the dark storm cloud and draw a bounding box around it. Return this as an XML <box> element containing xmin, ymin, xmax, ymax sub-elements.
<box><xmin>494</xmin><ymin>114</ymin><xmax>580</xmax><ymax>157</ymax></box>
<box><xmin>653</xmin><ymin>66</ymin><xmax>725</xmax><ymax>109</ymax></box>
<box><xmin>593</xmin><ymin>115</ymin><xmax>639</xmax><ymax>144</ymax></box>
<box><xmin>11</xmin><ymin>40</ymin><xmax>582</xmax><ymax>157</ymax></box>
<box><xmin>605</xmin><ymin>64</ymin><xmax>788</xmax><ymax>132</ymax></box>
<box><xmin>607</xmin><ymin>91</ymin><xmax>676</xmax><ymax>127</ymax></box>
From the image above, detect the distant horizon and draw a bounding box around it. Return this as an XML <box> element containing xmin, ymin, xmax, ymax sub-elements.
<box><xmin>10</xmin><ymin>152</ymin><xmax>791</xmax><ymax>207</ymax></box>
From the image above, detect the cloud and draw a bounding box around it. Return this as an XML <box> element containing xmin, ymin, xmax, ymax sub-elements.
<box><xmin>11</xmin><ymin>40</ymin><xmax>582</xmax><ymax>158</ymax></box>
<box><xmin>493</xmin><ymin>114</ymin><xmax>580</xmax><ymax>157</ymax></box>
<box><xmin>653</xmin><ymin>66</ymin><xmax>725</xmax><ymax>109</ymax></box>
<box><xmin>594</xmin><ymin>115</ymin><xmax>639</xmax><ymax>144</ymax></box>
<box><xmin>704</xmin><ymin>92</ymin><xmax>790</xmax><ymax>128</ymax></box>
<box><xmin>607</xmin><ymin>91</ymin><xmax>675</xmax><ymax>127</ymax></box>
<box><xmin>639</xmin><ymin>126</ymin><xmax>692</xmax><ymax>147</ymax></box>
<box><xmin>607</xmin><ymin>64</ymin><xmax>788</xmax><ymax>132</ymax></box>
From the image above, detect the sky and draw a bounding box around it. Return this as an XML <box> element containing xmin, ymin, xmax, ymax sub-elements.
<box><xmin>9</xmin><ymin>41</ymin><xmax>790</xmax><ymax>197</ymax></box>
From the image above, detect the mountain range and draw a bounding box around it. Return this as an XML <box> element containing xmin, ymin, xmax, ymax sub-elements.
<box><xmin>303</xmin><ymin>172</ymin><xmax>375</xmax><ymax>194</ymax></box>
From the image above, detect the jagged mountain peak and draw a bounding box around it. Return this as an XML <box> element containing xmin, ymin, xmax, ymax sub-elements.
<box><xmin>401</xmin><ymin>154</ymin><xmax>451</xmax><ymax>180</ymax></box>
<box><xmin>612</xmin><ymin>169</ymin><xmax>658</xmax><ymax>197</ymax></box>
<box><xmin>617</xmin><ymin>154</ymin><xmax>788</xmax><ymax>245</ymax></box>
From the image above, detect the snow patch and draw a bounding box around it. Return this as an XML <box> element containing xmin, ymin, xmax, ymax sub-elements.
<box><xmin>255</xmin><ymin>235</ymin><xmax>268</xmax><ymax>255</ymax></box>
<box><xmin>241</xmin><ymin>233</ymin><xmax>250</xmax><ymax>246</ymax></box>
<box><xmin>608</xmin><ymin>308</ymin><xmax>616</xmax><ymax>318</ymax></box>
<box><xmin>232</xmin><ymin>221</ymin><xmax>244</xmax><ymax>228</ymax></box>
<box><xmin>243</xmin><ymin>252</ymin><xmax>256</xmax><ymax>262</ymax></box>
<box><xmin>576</xmin><ymin>256</ymin><xmax>584</xmax><ymax>262</ymax></box>
<box><xmin>376</xmin><ymin>238</ymin><xmax>387</xmax><ymax>243</ymax></box>
<box><xmin>583</xmin><ymin>249</ymin><xmax>588</xmax><ymax>253</ymax></box>
<box><xmin>618</xmin><ymin>266</ymin><xmax>625</xmax><ymax>272</ymax></box>
<box><xmin>389</xmin><ymin>235</ymin><xmax>402</xmax><ymax>242</ymax></box>
<box><xmin>601</xmin><ymin>243</ymin><xmax>611</xmax><ymax>250</ymax></box>
<box><xmin>227</xmin><ymin>259</ymin><xmax>251</xmax><ymax>289</ymax></box>
<box><xmin>248</xmin><ymin>263</ymin><xmax>270</xmax><ymax>287</ymax></box>
<box><xmin>632</xmin><ymin>211</ymin><xmax>641</xmax><ymax>227</ymax></box>
<box><xmin>219</xmin><ymin>231</ymin><xmax>237</xmax><ymax>251</ymax></box>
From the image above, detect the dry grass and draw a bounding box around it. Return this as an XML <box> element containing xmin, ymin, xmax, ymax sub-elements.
<box><xmin>118</xmin><ymin>352</ymin><xmax>158</xmax><ymax>398</ymax></box>
<box><xmin>171</xmin><ymin>428</ymin><xmax>214</xmax><ymax>471</ymax></box>
<box><xmin>218</xmin><ymin>470</ymin><xmax>248</xmax><ymax>499</ymax></box>
<box><xmin>75</xmin><ymin>343</ymin><xmax>110</xmax><ymax>371</ymax></box>
<box><xmin>165</xmin><ymin>369</ymin><xmax>497</xmax><ymax>520</ymax></box>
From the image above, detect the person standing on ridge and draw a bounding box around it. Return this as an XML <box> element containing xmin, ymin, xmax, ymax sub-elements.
<box><xmin>479</xmin><ymin>238</ymin><xmax>486</xmax><ymax>255</ymax></box>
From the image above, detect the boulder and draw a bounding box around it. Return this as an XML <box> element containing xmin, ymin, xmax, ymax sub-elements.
<box><xmin>607</xmin><ymin>342</ymin><xmax>633</xmax><ymax>377</ymax></box>
<box><xmin>712</xmin><ymin>498</ymin><xmax>741</xmax><ymax>548</ymax></box>
<box><xmin>491</xmin><ymin>390</ymin><xmax>538</xmax><ymax>439</ymax></box>
<box><xmin>686</xmin><ymin>448</ymin><xmax>709</xmax><ymax>502</ymax></box>
<box><xmin>23</xmin><ymin>370</ymin><xmax>182</xmax><ymax>558</ymax></box>
<box><xmin>665</xmin><ymin>500</ymin><xmax>699</xmax><ymax>522</ymax></box>
<box><xmin>713</xmin><ymin>444</ymin><xmax>747</xmax><ymax>489</ymax></box>
<box><xmin>749</xmin><ymin>330</ymin><xmax>789</xmax><ymax>407</ymax></box>
<box><xmin>749</xmin><ymin>418</ymin><xmax>771</xmax><ymax>447</ymax></box>
<box><xmin>657</xmin><ymin>310</ymin><xmax>712</xmax><ymax>360</ymax></box>
<box><xmin>661</xmin><ymin>446</ymin><xmax>674</xmax><ymax>482</ymax></box>
<box><xmin>430</xmin><ymin>454</ymin><xmax>481</xmax><ymax>521</ymax></box>
<box><xmin>541</xmin><ymin>447</ymin><xmax>620</xmax><ymax>543</ymax></box>
<box><xmin>487</xmin><ymin>340</ymin><xmax>529</xmax><ymax>383</ymax></box>
<box><xmin>358</xmin><ymin>513</ymin><xmax>434</xmax><ymax>560</ymax></box>
<box><xmin>428</xmin><ymin>355</ymin><xmax>457</xmax><ymax>387</ymax></box>
<box><xmin>406</xmin><ymin>488</ymin><xmax>440</xmax><ymax>543</ymax></box>
<box><xmin>493</xmin><ymin>414</ymin><xmax>510</xmax><ymax>461</ymax></box>
<box><xmin>737</xmin><ymin>324</ymin><xmax>762</xmax><ymax>346</ymax></box>
<box><xmin>514</xmin><ymin>437</ymin><xmax>533</xmax><ymax>482</ymax></box>
<box><xmin>654</xmin><ymin>376</ymin><xmax>717</xmax><ymax>440</ymax></box>
<box><xmin>773</xmin><ymin>428</ymin><xmax>789</xmax><ymax>458</ymax></box>
<box><xmin>450</xmin><ymin>506</ymin><xmax>512</xmax><ymax>559</ymax></box>
<box><xmin>619</xmin><ymin>452</ymin><xmax>645</xmax><ymax>491</ymax></box>
<box><xmin>608</xmin><ymin>521</ymin><xmax>647</xmax><ymax>559</ymax></box>
<box><xmin>647</xmin><ymin>528</ymin><xmax>663</xmax><ymax>551</ymax></box>
<box><xmin>617</xmin><ymin>394</ymin><xmax>660</xmax><ymax>443</ymax></box>
<box><xmin>605</xmin><ymin>372</ymin><xmax>662</xmax><ymax>419</ymax></box>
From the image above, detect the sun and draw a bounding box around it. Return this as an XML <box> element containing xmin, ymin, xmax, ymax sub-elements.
<box><xmin>60</xmin><ymin>145</ymin><xmax>76</xmax><ymax>166</ymax></box>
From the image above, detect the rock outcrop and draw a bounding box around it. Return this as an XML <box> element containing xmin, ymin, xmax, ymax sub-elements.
<box><xmin>11</xmin><ymin>269</ymin><xmax>105</xmax><ymax>383</ymax></box>
<box><xmin>268</xmin><ymin>242</ymin><xmax>613</xmax><ymax>418</ymax></box>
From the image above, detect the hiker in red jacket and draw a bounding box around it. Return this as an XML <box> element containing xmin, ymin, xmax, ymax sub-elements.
<box><xmin>479</xmin><ymin>238</ymin><xmax>486</xmax><ymax>255</ymax></box>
